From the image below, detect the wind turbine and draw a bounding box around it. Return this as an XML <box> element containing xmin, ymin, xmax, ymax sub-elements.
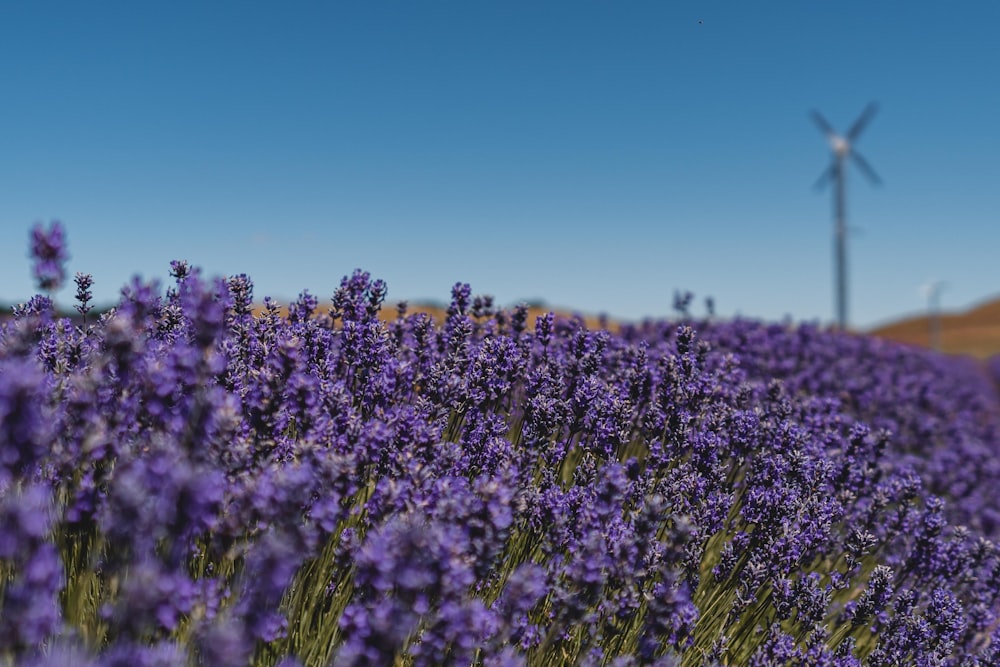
<box><xmin>920</xmin><ymin>281</ymin><xmax>948</xmax><ymax>351</ymax></box>
<box><xmin>811</xmin><ymin>102</ymin><xmax>882</xmax><ymax>330</ymax></box>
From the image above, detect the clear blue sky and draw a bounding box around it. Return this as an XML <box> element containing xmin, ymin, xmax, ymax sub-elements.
<box><xmin>2</xmin><ymin>2</ymin><xmax>998</xmax><ymax>329</ymax></box>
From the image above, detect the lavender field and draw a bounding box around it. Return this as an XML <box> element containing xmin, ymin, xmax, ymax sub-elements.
<box><xmin>4</xmin><ymin>223</ymin><xmax>1000</xmax><ymax>666</ymax></box>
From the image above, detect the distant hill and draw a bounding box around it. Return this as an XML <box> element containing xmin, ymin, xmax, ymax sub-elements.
<box><xmin>868</xmin><ymin>296</ymin><xmax>1000</xmax><ymax>359</ymax></box>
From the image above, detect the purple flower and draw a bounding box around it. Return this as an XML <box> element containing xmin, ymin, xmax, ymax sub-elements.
<box><xmin>102</xmin><ymin>559</ymin><xmax>197</xmax><ymax>639</ymax></box>
<box><xmin>0</xmin><ymin>358</ymin><xmax>53</xmax><ymax>484</ymax></box>
<box><xmin>0</xmin><ymin>485</ymin><xmax>62</xmax><ymax>652</ymax></box>
<box><xmin>193</xmin><ymin>617</ymin><xmax>254</xmax><ymax>667</ymax></box>
<box><xmin>29</xmin><ymin>221</ymin><xmax>68</xmax><ymax>292</ymax></box>
<box><xmin>8</xmin><ymin>245</ymin><xmax>1000</xmax><ymax>665</ymax></box>
<box><xmin>93</xmin><ymin>641</ymin><xmax>186</xmax><ymax>667</ymax></box>
<box><xmin>74</xmin><ymin>272</ymin><xmax>95</xmax><ymax>318</ymax></box>
<box><xmin>337</xmin><ymin>515</ymin><xmax>476</xmax><ymax>665</ymax></box>
<box><xmin>98</xmin><ymin>449</ymin><xmax>224</xmax><ymax>567</ymax></box>
<box><xmin>234</xmin><ymin>529</ymin><xmax>306</xmax><ymax>643</ymax></box>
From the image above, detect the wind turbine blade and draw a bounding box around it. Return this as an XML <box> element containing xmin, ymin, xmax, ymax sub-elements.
<box><xmin>813</xmin><ymin>163</ymin><xmax>835</xmax><ymax>190</ymax></box>
<box><xmin>810</xmin><ymin>110</ymin><xmax>836</xmax><ymax>139</ymax></box>
<box><xmin>851</xmin><ymin>151</ymin><xmax>882</xmax><ymax>185</ymax></box>
<box><xmin>846</xmin><ymin>102</ymin><xmax>878</xmax><ymax>142</ymax></box>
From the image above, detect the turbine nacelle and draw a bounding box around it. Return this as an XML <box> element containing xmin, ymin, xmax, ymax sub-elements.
<box><xmin>830</xmin><ymin>135</ymin><xmax>850</xmax><ymax>157</ymax></box>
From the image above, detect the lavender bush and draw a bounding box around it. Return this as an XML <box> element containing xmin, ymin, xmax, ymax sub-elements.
<box><xmin>3</xmin><ymin>226</ymin><xmax>1000</xmax><ymax>666</ymax></box>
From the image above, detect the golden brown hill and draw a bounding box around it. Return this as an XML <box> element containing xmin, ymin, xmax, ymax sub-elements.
<box><xmin>868</xmin><ymin>295</ymin><xmax>1000</xmax><ymax>359</ymax></box>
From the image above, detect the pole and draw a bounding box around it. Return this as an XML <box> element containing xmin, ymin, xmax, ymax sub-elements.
<box><xmin>834</xmin><ymin>154</ymin><xmax>848</xmax><ymax>330</ymax></box>
<box><xmin>929</xmin><ymin>292</ymin><xmax>941</xmax><ymax>351</ymax></box>
<box><xmin>926</xmin><ymin>282</ymin><xmax>945</xmax><ymax>351</ymax></box>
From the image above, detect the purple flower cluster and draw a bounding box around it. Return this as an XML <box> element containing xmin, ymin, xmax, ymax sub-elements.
<box><xmin>29</xmin><ymin>221</ymin><xmax>68</xmax><ymax>293</ymax></box>
<box><xmin>4</xmin><ymin>226</ymin><xmax>1000</xmax><ymax>665</ymax></box>
<box><xmin>0</xmin><ymin>485</ymin><xmax>62</xmax><ymax>651</ymax></box>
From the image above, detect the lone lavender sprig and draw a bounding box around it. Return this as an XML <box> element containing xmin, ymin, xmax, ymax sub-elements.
<box><xmin>74</xmin><ymin>272</ymin><xmax>94</xmax><ymax>320</ymax></box>
<box><xmin>29</xmin><ymin>220</ymin><xmax>68</xmax><ymax>293</ymax></box>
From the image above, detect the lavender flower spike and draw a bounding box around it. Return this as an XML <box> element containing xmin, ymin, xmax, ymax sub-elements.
<box><xmin>29</xmin><ymin>221</ymin><xmax>68</xmax><ymax>293</ymax></box>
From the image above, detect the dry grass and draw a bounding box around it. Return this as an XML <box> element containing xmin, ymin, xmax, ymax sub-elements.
<box><xmin>868</xmin><ymin>295</ymin><xmax>1000</xmax><ymax>359</ymax></box>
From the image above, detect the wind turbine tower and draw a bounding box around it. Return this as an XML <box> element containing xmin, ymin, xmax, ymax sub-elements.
<box><xmin>811</xmin><ymin>102</ymin><xmax>882</xmax><ymax>330</ymax></box>
<box><xmin>921</xmin><ymin>281</ymin><xmax>948</xmax><ymax>351</ymax></box>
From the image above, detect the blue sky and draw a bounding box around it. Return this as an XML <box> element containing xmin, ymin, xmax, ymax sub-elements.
<box><xmin>2</xmin><ymin>2</ymin><xmax>998</xmax><ymax>329</ymax></box>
